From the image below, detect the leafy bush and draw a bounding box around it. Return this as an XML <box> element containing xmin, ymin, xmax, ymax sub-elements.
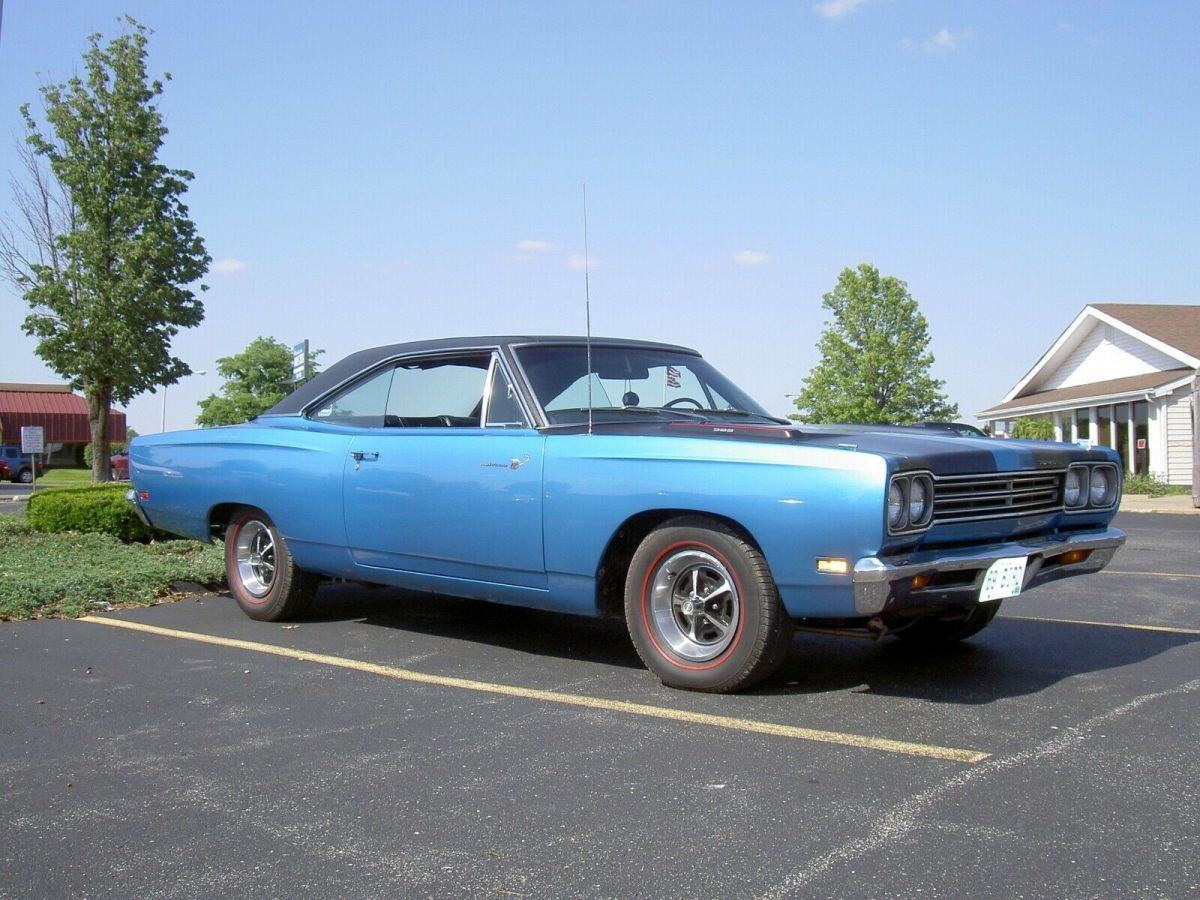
<box><xmin>1012</xmin><ymin>417</ymin><xmax>1056</xmax><ymax>440</ymax></box>
<box><xmin>26</xmin><ymin>483</ymin><xmax>154</xmax><ymax>542</ymax></box>
<box><xmin>0</xmin><ymin>529</ymin><xmax>224</xmax><ymax>619</ymax></box>
<box><xmin>1123</xmin><ymin>472</ymin><xmax>1189</xmax><ymax>497</ymax></box>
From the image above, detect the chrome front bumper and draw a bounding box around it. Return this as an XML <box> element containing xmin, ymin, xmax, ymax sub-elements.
<box><xmin>852</xmin><ymin>527</ymin><xmax>1126</xmax><ymax>615</ymax></box>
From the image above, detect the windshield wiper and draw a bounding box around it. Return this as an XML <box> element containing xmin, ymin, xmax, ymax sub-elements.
<box><xmin>612</xmin><ymin>406</ymin><xmax>708</xmax><ymax>421</ymax></box>
<box><xmin>699</xmin><ymin>408</ymin><xmax>791</xmax><ymax>425</ymax></box>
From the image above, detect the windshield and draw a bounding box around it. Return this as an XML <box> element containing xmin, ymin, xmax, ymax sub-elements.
<box><xmin>516</xmin><ymin>344</ymin><xmax>774</xmax><ymax>426</ymax></box>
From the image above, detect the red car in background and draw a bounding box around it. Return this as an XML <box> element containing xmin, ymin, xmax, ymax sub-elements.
<box><xmin>110</xmin><ymin>449</ymin><xmax>130</xmax><ymax>480</ymax></box>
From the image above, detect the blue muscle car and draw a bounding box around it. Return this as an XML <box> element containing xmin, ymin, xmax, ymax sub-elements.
<box><xmin>128</xmin><ymin>336</ymin><xmax>1125</xmax><ymax>692</ymax></box>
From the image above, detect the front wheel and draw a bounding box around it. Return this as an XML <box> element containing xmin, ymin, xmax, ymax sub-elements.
<box><xmin>17</xmin><ymin>469</ymin><xmax>33</xmax><ymax>484</ymax></box>
<box><xmin>225</xmin><ymin>509</ymin><xmax>317</xmax><ymax>621</ymax></box>
<box><xmin>624</xmin><ymin>517</ymin><xmax>793</xmax><ymax>692</ymax></box>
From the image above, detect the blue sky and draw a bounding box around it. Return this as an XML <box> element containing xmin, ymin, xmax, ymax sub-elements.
<box><xmin>1</xmin><ymin>1</ymin><xmax>1196</xmax><ymax>434</ymax></box>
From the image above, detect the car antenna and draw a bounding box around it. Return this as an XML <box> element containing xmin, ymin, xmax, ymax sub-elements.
<box><xmin>583</xmin><ymin>183</ymin><xmax>594</xmax><ymax>436</ymax></box>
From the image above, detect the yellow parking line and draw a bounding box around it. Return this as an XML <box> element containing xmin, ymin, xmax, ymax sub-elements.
<box><xmin>79</xmin><ymin>616</ymin><xmax>989</xmax><ymax>764</ymax></box>
<box><xmin>1004</xmin><ymin>615</ymin><xmax>1200</xmax><ymax>635</ymax></box>
<box><xmin>1102</xmin><ymin>570</ymin><xmax>1200</xmax><ymax>579</ymax></box>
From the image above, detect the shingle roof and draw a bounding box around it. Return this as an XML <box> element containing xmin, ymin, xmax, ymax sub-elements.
<box><xmin>1092</xmin><ymin>303</ymin><xmax>1200</xmax><ymax>361</ymax></box>
<box><xmin>979</xmin><ymin>368</ymin><xmax>1194</xmax><ymax>416</ymax></box>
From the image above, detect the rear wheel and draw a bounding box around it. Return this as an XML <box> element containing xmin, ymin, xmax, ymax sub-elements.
<box><xmin>624</xmin><ymin>517</ymin><xmax>793</xmax><ymax>693</ymax></box>
<box><xmin>889</xmin><ymin>600</ymin><xmax>1002</xmax><ymax>647</ymax></box>
<box><xmin>225</xmin><ymin>509</ymin><xmax>316</xmax><ymax>621</ymax></box>
<box><xmin>17</xmin><ymin>468</ymin><xmax>33</xmax><ymax>484</ymax></box>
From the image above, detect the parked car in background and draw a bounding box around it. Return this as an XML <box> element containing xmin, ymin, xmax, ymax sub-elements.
<box><xmin>0</xmin><ymin>459</ymin><xmax>9</xmax><ymax>481</ymax></box>
<box><xmin>128</xmin><ymin>335</ymin><xmax>1125</xmax><ymax>692</ymax></box>
<box><xmin>0</xmin><ymin>445</ymin><xmax>45</xmax><ymax>484</ymax></box>
<box><xmin>110</xmin><ymin>449</ymin><xmax>130</xmax><ymax>480</ymax></box>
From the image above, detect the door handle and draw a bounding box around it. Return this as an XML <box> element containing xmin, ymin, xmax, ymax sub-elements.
<box><xmin>350</xmin><ymin>450</ymin><xmax>379</xmax><ymax>462</ymax></box>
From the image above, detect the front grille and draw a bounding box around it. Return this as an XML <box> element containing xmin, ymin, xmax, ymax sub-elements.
<box><xmin>932</xmin><ymin>471</ymin><xmax>1063</xmax><ymax>523</ymax></box>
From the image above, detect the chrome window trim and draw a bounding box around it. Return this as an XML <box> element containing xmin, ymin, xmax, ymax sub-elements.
<box><xmin>481</xmin><ymin>353</ymin><xmax>535</xmax><ymax>429</ymax></box>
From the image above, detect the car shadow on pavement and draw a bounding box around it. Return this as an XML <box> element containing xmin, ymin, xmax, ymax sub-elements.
<box><xmin>764</xmin><ymin>617</ymin><xmax>1197</xmax><ymax>703</ymax></box>
<box><xmin>304</xmin><ymin>581</ymin><xmax>645</xmax><ymax>671</ymax></box>
<box><xmin>299</xmin><ymin>583</ymin><xmax>1195</xmax><ymax>701</ymax></box>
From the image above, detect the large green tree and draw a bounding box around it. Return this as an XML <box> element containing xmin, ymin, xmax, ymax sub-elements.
<box><xmin>196</xmin><ymin>337</ymin><xmax>322</xmax><ymax>427</ymax></box>
<box><xmin>1</xmin><ymin>18</ymin><xmax>208</xmax><ymax>481</ymax></box>
<box><xmin>791</xmin><ymin>264</ymin><xmax>958</xmax><ymax>424</ymax></box>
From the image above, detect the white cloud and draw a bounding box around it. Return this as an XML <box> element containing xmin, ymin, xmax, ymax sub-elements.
<box><xmin>814</xmin><ymin>0</ymin><xmax>865</xmax><ymax>19</ymax></box>
<box><xmin>211</xmin><ymin>258</ymin><xmax>248</xmax><ymax>274</ymax></box>
<box><xmin>733</xmin><ymin>250</ymin><xmax>769</xmax><ymax>266</ymax></box>
<box><xmin>516</xmin><ymin>239</ymin><xmax>554</xmax><ymax>253</ymax></box>
<box><xmin>924</xmin><ymin>26</ymin><xmax>973</xmax><ymax>51</ymax></box>
<box><xmin>567</xmin><ymin>255</ymin><xmax>599</xmax><ymax>270</ymax></box>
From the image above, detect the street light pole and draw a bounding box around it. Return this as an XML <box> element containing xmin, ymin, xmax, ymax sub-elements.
<box><xmin>160</xmin><ymin>370</ymin><xmax>206</xmax><ymax>433</ymax></box>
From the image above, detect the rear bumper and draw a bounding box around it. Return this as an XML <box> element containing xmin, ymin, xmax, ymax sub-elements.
<box><xmin>852</xmin><ymin>527</ymin><xmax>1126</xmax><ymax>615</ymax></box>
<box><xmin>125</xmin><ymin>489</ymin><xmax>153</xmax><ymax>527</ymax></box>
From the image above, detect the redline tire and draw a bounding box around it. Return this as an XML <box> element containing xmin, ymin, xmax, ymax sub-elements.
<box><xmin>225</xmin><ymin>508</ymin><xmax>316</xmax><ymax>621</ymax></box>
<box><xmin>624</xmin><ymin>517</ymin><xmax>793</xmax><ymax>693</ymax></box>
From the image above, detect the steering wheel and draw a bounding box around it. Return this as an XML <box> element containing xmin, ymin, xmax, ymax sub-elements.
<box><xmin>663</xmin><ymin>397</ymin><xmax>704</xmax><ymax>409</ymax></box>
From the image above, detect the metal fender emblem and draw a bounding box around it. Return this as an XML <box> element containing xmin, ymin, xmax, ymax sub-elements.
<box><xmin>481</xmin><ymin>453</ymin><xmax>531</xmax><ymax>470</ymax></box>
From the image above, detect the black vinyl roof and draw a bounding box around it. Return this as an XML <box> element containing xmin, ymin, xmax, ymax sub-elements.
<box><xmin>262</xmin><ymin>335</ymin><xmax>697</xmax><ymax>417</ymax></box>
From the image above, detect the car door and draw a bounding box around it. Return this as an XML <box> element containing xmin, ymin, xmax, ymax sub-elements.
<box><xmin>318</xmin><ymin>350</ymin><xmax>547</xmax><ymax>592</ymax></box>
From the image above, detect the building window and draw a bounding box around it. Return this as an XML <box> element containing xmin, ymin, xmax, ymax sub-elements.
<box><xmin>1097</xmin><ymin>406</ymin><xmax>1112</xmax><ymax>449</ymax></box>
<box><xmin>1133</xmin><ymin>399</ymin><xmax>1149</xmax><ymax>474</ymax></box>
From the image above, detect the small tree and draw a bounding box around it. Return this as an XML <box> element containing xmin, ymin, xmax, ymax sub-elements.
<box><xmin>1012</xmin><ymin>417</ymin><xmax>1056</xmax><ymax>441</ymax></box>
<box><xmin>196</xmin><ymin>337</ymin><xmax>322</xmax><ymax>427</ymax></box>
<box><xmin>1</xmin><ymin>18</ymin><xmax>209</xmax><ymax>482</ymax></box>
<box><xmin>791</xmin><ymin>264</ymin><xmax>958</xmax><ymax>424</ymax></box>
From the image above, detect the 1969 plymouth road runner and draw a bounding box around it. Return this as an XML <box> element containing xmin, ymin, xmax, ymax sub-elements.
<box><xmin>128</xmin><ymin>336</ymin><xmax>1125</xmax><ymax>692</ymax></box>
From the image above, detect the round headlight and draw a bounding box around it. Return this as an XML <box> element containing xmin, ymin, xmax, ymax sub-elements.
<box><xmin>1089</xmin><ymin>467</ymin><xmax>1111</xmax><ymax>506</ymax></box>
<box><xmin>888</xmin><ymin>481</ymin><xmax>906</xmax><ymax>529</ymax></box>
<box><xmin>909</xmin><ymin>478</ymin><xmax>928</xmax><ymax>524</ymax></box>
<box><xmin>1064</xmin><ymin>468</ymin><xmax>1084</xmax><ymax>507</ymax></box>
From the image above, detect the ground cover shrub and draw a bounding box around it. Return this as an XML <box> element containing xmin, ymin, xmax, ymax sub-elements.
<box><xmin>26</xmin><ymin>483</ymin><xmax>155</xmax><ymax>542</ymax></box>
<box><xmin>1123</xmin><ymin>472</ymin><xmax>1189</xmax><ymax>497</ymax></box>
<box><xmin>0</xmin><ymin>529</ymin><xmax>224</xmax><ymax>619</ymax></box>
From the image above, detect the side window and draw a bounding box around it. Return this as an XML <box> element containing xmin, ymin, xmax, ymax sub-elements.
<box><xmin>484</xmin><ymin>362</ymin><xmax>528</xmax><ymax>427</ymax></box>
<box><xmin>310</xmin><ymin>366</ymin><xmax>393</xmax><ymax>427</ymax></box>
<box><xmin>309</xmin><ymin>354</ymin><xmax>500</xmax><ymax>428</ymax></box>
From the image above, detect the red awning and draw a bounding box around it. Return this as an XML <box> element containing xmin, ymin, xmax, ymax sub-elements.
<box><xmin>0</xmin><ymin>384</ymin><xmax>127</xmax><ymax>443</ymax></box>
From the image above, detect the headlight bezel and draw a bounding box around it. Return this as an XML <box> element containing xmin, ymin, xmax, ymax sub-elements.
<box><xmin>887</xmin><ymin>472</ymin><xmax>934</xmax><ymax>534</ymax></box>
<box><xmin>1065</xmin><ymin>462</ymin><xmax>1120</xmax><ymax>512</ymax></box>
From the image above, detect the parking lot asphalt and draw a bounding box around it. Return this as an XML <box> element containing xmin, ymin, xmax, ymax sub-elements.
<box><xmin>2</xmin><ymin>512</ymin><xmax>1197</xmax><ymax>899</ymax></box>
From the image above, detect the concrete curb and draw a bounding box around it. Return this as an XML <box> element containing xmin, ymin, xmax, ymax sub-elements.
<box><xmin>1119</xmin><ymin>494</ymin><xmax>1200</xmax><ymax>515</ymax></box>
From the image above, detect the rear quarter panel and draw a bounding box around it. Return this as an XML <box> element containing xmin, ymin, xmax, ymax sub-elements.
<box><xmin>130</xmin><ymin>422</ymin><xmax>353</xmax><ymax>573</ymax></box>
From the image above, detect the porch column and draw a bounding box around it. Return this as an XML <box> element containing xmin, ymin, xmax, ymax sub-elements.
<box><xmin>1053</xmin><ymin>412</ymin><xmax>1064</xmax><ymax>442</ymax></box>
<box><xmin>1126</xmin><ymin>402</ymin><xmax>1137</xmax><ymax>474</ymax></box>
<box><xmin>1088</xmin><ymin>406</ymin><xmax>1098</xmax><ymax>445</ymax></box>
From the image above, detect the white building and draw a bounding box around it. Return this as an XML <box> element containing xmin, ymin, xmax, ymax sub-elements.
<box><xmin>979</xmin><ymin>303</ymin><xmax>1198</xmax><ymax>486</ymax></box>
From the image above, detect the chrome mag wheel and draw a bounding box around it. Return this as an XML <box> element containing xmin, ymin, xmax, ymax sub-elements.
<box><xmin>648</xmin><ymin>548</ymin><xmax>741</xmax><ymax>662</ymax></box>
<box><xmin>234</xmin><ymin>518</ymin><xmax>276</xmax><ymax>598</ymax></box>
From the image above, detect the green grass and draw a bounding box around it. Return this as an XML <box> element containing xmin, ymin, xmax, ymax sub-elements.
<box><xmin>0</xmin><ymin>517</ymin><xmax>225</xmax><ymax>619</ymax></box>
<box><xmin>37</xmin><ymin>468</ymin><xmax>95</xmax><ymax>486</ymax></box>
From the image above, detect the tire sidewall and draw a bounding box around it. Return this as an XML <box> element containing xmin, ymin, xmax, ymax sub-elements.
<box><xmin>625</xmin><ymin>522</ymin><xmax>773</xmax><ymax>691</ymax></box>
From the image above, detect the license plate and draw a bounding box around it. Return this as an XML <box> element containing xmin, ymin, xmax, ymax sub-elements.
<box><xmin>980</xmin><ymin>556</ymin><xmax>1028</xmax><ymax>602</ymax></box>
